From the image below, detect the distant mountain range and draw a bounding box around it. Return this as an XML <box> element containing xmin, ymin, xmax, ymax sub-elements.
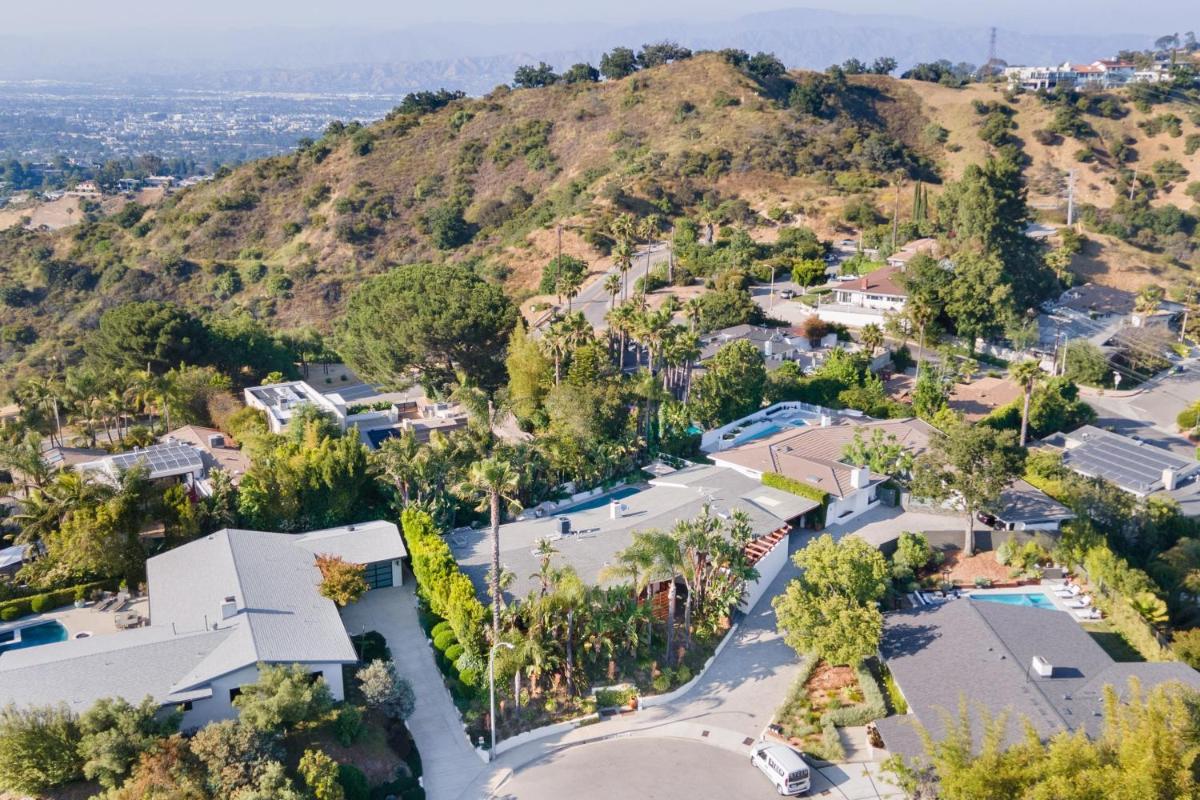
<box><xmin>0</xmin><ymin>8</ymin><xmax>1152</xmax><ymax>95</ymax></box>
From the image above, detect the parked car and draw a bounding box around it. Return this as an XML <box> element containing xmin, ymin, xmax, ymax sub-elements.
<box><xmin>751</xmin><ymin>742</ymin><xmax>811</xmax><ymax>796</ymax></box>
<box><xmin>835</xmin><ymin>274</ymin><xmax>858</xmax><ymax>282</ymax></box>
<box><xmin>779</xmin><ymin>288</ymin><xmax>795</xmax><ymax>300</ymax></box>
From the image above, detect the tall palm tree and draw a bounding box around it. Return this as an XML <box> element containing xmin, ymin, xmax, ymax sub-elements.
<box><xmin>640</xmin><ymin>528</ymin><xmax>685</xmax><ymax>664</ymax></box>
<box><xmin>607</xmin><ymin>304</ymin><xmax>636</xmax><ymax>372</ymax></box>
<box><xmin>532</xmin><ymin>538</ymin><xmax>558</xmax><ymax>597</ymax></box>
<box><xmin>547</xmin><ymin>567</ymin><xmax>587</xmax><ymax>695</ymax></box>
<box><xmin>541</xmin><ymin>325</ymin><xmax>570</xmax><ymax>387</ymax></box>
<box><xmin>604</xmin><ymin>274</ymin><xmax>621</xmax><ymax>311</ymax></box>
<box><xmin>458</xmin><ymin>458</ymin><xmax>521</xmax><ymax>643</ymax></box>
<box><xmin>374</xmin><ymin>430</ymin><xmax>421</xmax><ymax>508</ymax></box>
<box><xmin>612</xmin><ymin>239</ymin><xmax>634</xmax><ymax>301</ymax></box>
<box><xmin>682</xmin><ymin>296</ymin><xmax>704</xmax><ymax>332</ymax></box>
<box><xmin>860</xmin><ymin>323</ymin><xmax>884</xmax><ymax>356</ymax></box>
<box><xmin>1011</xmin><ymin>360</ymin><xmax>1044</xmax><ymax>447</ymax></box>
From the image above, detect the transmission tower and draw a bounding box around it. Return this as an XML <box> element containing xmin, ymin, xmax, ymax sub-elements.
<box><xmin>988</xmin><ymin>27</ymin><xmax>997</xmax><ymax>66</ymax></box>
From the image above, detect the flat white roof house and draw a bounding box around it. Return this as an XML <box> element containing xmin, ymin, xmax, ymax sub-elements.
<box><xmin>0</xmin><ymin>521</ymin><xmax>405</xmax><ymax>728</ymax></box>
<box><xmin>245</xmin><ymin>380</ymin><xmax>468</xmax><ymax>447</ymax></box>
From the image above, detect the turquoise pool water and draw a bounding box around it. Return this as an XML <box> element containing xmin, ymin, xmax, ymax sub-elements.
<box><xmin>0</xmin><ymin>620</ymin><xmax>69</xmax><ymax>654</ymax></box>
<box><xmin>562</xmin><ymin>487</ymin><xmax>640</xmax><ymax>513</ymax></box>
<box><xmin>734</xmin><ymin>417</ymin><xmax>810</xmax><ymax>445</ymax></box>
<box><xmin>972</xmin><ymin>592</ymin><xmax>1055</xmax><ymax>609</ymax></box>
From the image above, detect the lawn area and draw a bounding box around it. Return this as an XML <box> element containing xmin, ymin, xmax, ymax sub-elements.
<box><xmin>1082</xmin><ymin>620</ymin><xmax>1145</xmax><ymax>663</ymax></box>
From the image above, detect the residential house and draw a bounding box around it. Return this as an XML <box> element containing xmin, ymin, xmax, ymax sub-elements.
<box><xmin>1003</xmin><ymin>59</ymin><xmax>1138</xmax><ymax>91</ymax></box>
<box><xmin>876</xmin><ymin>598</ymin><xmax>1200</xmax><ymax>759</ymax></box>
<box><xmin>159</xmin><ymin>426</ymin><xmax>251</xmax><ymax>487</ymax></box>
<box><xmin>697</xmin><ymin>324</ymin><xmax>841</xmax><ymax>373</ymax></box>
<box><xmin>1042</xmin><ymin>425</ymin><xmax>1200</xmax><ymax>511</ymax></box>
<box><xmin>451</xmin><ymin>463</ymin><xmax>817</xmax><ymax>614</ymax></box>
<box><xmin>76</xmin><ymin>441</ymin><xmax>208</xmax><ymax>492</ymax></box>
<box><xmin>884</xmin><ymin>238</ymin><xmax>937</xmax><ymax>269</ymax></box>
<box><xmin>991</xmin><ymin>480</ymin><xmax>1075</xmax><ymax>532</ymax></box>
<box><xmin>711</xmin><ymin>416</ymin><xmax>936</xmax><ymax>527</ymax></box>
<box><xmin>947</xmin><ymin>376</ymin><xmax>1023</xmax><ymax>422</ymax></box>
<box><xmin>245</xmin><ymin>380</ymin><xmax>468</xmax><ymax>448</ymax></box>
<box><xmin>0</xmin><ymin>544</ymin><xmax>30</xmax><ymax>580</ymax></box>
<box><xmin>0</xmin><ymin>521</ymin><xmax>405</xmax><ymax>728</ymax></box>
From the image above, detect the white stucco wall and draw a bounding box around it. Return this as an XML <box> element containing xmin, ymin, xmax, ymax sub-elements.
<box><xmin>179</xmin><ymin>660</ymin><xmax>347</xmax><ymax>730</ymax></box>
<box><xmin>740</xmin><ymin>533</ymin><xmax>790</xmax><ymax>613</ymax></box>
<box><xmin>824</xmin><ymin>486</ymin><xmax>879</xmax><ymax>527</ymax></box>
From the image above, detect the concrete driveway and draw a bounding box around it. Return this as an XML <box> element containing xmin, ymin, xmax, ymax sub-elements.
<box><xmin>342</xmin><ymin>583</ymin><xmax>485</xmax><ymax>800</ymax></box>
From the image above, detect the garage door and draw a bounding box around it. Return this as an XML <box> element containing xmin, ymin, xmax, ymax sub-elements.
<box><xmin>363</xmin><ymin>560</ymin><xmax>393</xmax><ymax>589</ymax></box>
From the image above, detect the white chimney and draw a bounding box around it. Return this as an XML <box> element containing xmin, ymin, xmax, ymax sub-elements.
<box><xmin>220</xmin><ymin>596</ymin><xmax>238</xmax><ymax>620</ymax></box>
<box><xmin>1163</xmin><ymin>468</ymin><xmax>1178</xmax><ymax>492</ymax></box>
<box><xmin>764</xmin><ymin>338</ymin><xmax>774</xmax><ymax>357</ymax></box>
<box><xmin>610</xmin><ymin>500</ymin><xmax>626</xmax><ymax>519</ymax></box>
<box><xmin>1031</xmin><ymin>655</ymin><xmax>1053</xmax><ymax>678</ymax></box>
<box><xmin>820</xmin><ymin>415</ymin><xmax>831</xmax><ymax>428</ymax></box>
<box><xmin>850</xmin><ymin>467</ymin><xmax>869</xmax><ymax>490</ymax></box>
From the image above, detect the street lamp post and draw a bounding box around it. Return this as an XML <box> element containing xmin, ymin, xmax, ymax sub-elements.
<box><xmin>489</xmin><ymin>641</ymin><xmax>515</xmax><ymax>761</ymax></box>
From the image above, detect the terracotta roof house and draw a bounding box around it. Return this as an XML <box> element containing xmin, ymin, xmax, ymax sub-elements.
<box><xmin>832</xmin><ymin>265</ymin><xmax>908</xmax><ymax>312</ymax></box>
<box><xmin>710</xmin><ymin>416</ymin><xmax>936</xmax><ymax>527</ymax></box>
<box><xmin>884</xmin><ymin>237</ymin><xmax>938</xmax><ymax>268</ymax></box>
<box><xmin>947</xmin><ymin>377</ymin><xmax>1023</xmax><ymax>422</ymax></box>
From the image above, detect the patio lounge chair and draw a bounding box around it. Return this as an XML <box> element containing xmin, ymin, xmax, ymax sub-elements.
<box><xmin>1054</xmin><ymin>584</ymin><xmax>1082</xmax><ymax>598</ymax></box>
<box><xmin>1066</xmin><ymin>595</ymin><xmax>1092</xmax><ymax>609</ymax></box>
<box><xmin>1074</xmin><ymin>607</ymin><xmax>1102</xmax><ymax>620</ymax></box>
<box><xmin>95</xmin><ymin>593</ymin><xmax>118</xmax><ymax>612</ymax></box>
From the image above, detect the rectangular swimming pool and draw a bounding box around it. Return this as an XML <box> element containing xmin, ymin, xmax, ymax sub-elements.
<box><xmin>0</xmin><ymin>620</ymin><xmax>69</xmax><ymax>654</ymax></box>
<box><xmin>971</xmin><ymin>592</ymin><xmax>1055</xmax><ymax>609</ymax></box>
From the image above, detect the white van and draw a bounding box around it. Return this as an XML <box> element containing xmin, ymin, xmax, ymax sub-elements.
<box><xmin>750</xmin><ymin>742</ymin><xmax>811</xmax><ymax>795</ymax></box>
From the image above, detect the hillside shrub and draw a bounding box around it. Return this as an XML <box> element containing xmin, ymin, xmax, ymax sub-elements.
<box><xmin>338</xmin><ymin>763</ymin><xmax>370</xmax><ymax>800</ymax></box>
<box><xmin>432</xmin><ymin>630</ymin><xmax>457</xmax><ymax>652</ymax></box>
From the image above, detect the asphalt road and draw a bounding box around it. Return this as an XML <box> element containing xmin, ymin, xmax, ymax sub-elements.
<box><xmin>1080</xmin><ymin>357</ymin><xmax>1200</xmax><ymax>458</ymax></box>
<box><xmin>493</xmin><ymin>738</ymin><xmax>779</xmax><ymax>800</ymax></box>
<box><xmin>566</xmin><ymin>243</ymin><xmax>673</xmax><ymax>330</ymax></box>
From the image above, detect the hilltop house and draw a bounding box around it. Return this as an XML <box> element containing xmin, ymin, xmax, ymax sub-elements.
<box><xmin>697</xmin><ymin>324</ymin><xmax>842</xmax><ymax>373</ymax></box>
<box><xmin>0</xmin><ymin>521</ymin><xmax>405</xmax><ymax>728</ymax></box>
<box><xmin>245</xmin><ymin>380</ymin><xmax>467</xmax><ymax>448</ymax></box>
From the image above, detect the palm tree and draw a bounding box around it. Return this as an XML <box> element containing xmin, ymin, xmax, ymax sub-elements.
<box><xmin>860</xmin><ymin>323</ymin><xmax>884</xmax><ymax>356</ymax></box>
<box><xmin>612</xmin><ymin>239</ymin><xmax>634</xmax><ymax>301</ymax></box>
<box><xmin>682</xmin><ymin>296</ymin><xmax>704</xmax><ymax>332</ymax></box>
<box><xmin>458</xmin><ymin>458</ymin><xmax>521</xmax><ymax>643</ymax></box>
<box><xmin>542</xmin><ymin>325</ymin><xmax>570</xmax><ymax>387</ymax></box>
<box><xmin>547</xmin><ymin>567</ymin><xmax>587</xmax><ymax>695</ymax></box>
<box><xmin>1010</xmin><ymin>360</ymin><xmax>1043</xmax><ymax>447</ymax></box>
<box><xmin>639</xmin><ymin>528</ymin><xmax>685</xmax><ymax>664</ymax></box>
<box><xmin>532</xmin><ymin>538</ymin><xmax>558</xmax><ymax>597</ymax></box>
<box><xmin>557</xmin><ymin>270</ymin><xmax>584</xmax><ymax>313</ymax></box>
<box><xmin>607</xmin><ymin>304</ymin><xmax>637</xmax><ymax>372</ymax></box>
<box><xmin>604</xmin><ymin>274</ymin><xmax>621</xmax><ymax>311</ymax></box>
<box><xmin>374</xmin><ymin>430</ymin><xmax>421</xmax><ymax>508</ymax></box>
<box><xmin>1135</xmin><ymin>285</ymin><xmax>1165</xmax><ymax>316</ymax></box>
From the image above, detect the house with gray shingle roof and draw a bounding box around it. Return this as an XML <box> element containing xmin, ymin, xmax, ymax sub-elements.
<box><xmin>876</xmin><ymin>598</ymin><xmax>1200</xmax><ymax>759</ymax></box>
<box><xmin>0</xmin><ymin>521</ymin><xmax>405</xmax><ymax>728</ymax></box>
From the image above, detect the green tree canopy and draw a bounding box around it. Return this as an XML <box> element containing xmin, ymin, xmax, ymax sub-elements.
<box><xmin>689</xmin><ymin>339</ymin><xmax>767</xmax><ymax>427</ymax></box>
<box><xmin>233</xmin><ymin>664</ymin><xmax>335</xmax><ymax>732</ymax></box>
<box><xmin>78</xmin><ymin>696</ymin><xmax>181</xmax><ymax>789</ymax></box>
<box><xmin>86</xmin><ymin>301</ymin><xmax>208</xmax><ymax>374</ymax></box>
<box><xmin>337</xmin><ymin>263</ymin><xmax>517</xmax><ymax>392</ymax></box>
<box><xmin>0</xmin><ymin>704</ymin><xmax>81</xmax><ymax>795</ymax></box>
<box><xmin>912</xmin><ymin>418</ymin><xmax>1025</xmax><ymax>553</ymax></box>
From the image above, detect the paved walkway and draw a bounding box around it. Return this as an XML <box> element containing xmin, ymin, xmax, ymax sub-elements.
<box><xmin>341</xmin><ymin>583</ymin><xmax>485</xmax><ymax>800</ymax></box>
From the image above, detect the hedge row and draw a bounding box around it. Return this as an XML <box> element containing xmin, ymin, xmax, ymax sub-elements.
<box><xmin>822</xmin><ymin>662</ymin><xmax>888</xmax><ymax>727</ymax></box>
<box><xmin>762</xmin><ymin>472</ymin><xmax>829</xmax><ymax>506</ymax></box>
<box><xmin>402</xmin><ymin>508</ymin><xmax>487</xmax><ymax>660</ymax></box>
<box><xmin>0</xmin><ymin>579</ymin><xmax>120</xmax><ymax>622</ymax></box>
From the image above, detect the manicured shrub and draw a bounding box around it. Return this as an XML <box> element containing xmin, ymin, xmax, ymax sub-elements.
<box><xmin>432</xmin><ymin>630</ymin><xmax>457</xmax><ymax>652</ymax></box>
<box><xmin>443</xmin><ymin>644</ymin><xmax>465</xmax><ymax>664</ymax></box>
<box><xmin>1</xmin><ymin>606</ymin><xmax>22</xmax><ymax>622</ymax></box>
<box><xmin>430</xmin><ymin>621</ymin><xmax>453</xmax><ymax>639</ymax></box>
<box><xmin>337</xmin><ymin>763</ymin><xmax>370</xmax><ymax>800</ymax></box>
<box><xmin>333</xmin><ymin>705</ymin><xmax>363</xmax><ymax>746</ymax></box>
<box><xmin>458</xmin><ymin>667</ymin><xmax>479</xmax><ymax>687</ymax></box>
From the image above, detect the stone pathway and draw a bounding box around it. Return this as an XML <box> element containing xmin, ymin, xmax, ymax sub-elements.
<box><xmin>341</xmin><ymin>582</ymin><xmax>485</xmax><ymax>800</ymax></box>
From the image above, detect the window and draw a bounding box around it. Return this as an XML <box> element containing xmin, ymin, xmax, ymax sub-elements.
<box><xmin>179</xmin><ymin>701</ymin><xmax>193</xmax><ymax>712</ymax></box>
<box><xmin>306</xmin><ymin>670</ymin><xmax>324</xmax><ymax>685</ymax></box>
<box><xmin>363</xmin><ymin>560</ymin><xmax>394</xmax><ymax>590</ymax></box>
<box><xmin>228</xmin><ymin>687</ymin><xmax>242</xmax><ymax>703</ymax></box>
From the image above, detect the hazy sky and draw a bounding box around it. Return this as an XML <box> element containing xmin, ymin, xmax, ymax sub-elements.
<box><xmin>8</xmin><ymin>0</ymin><xmax>1194</xmax><ymax>35</ymax></box>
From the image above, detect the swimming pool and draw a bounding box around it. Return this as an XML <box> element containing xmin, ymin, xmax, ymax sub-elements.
<box><xmin>0</xmin><ymin>620</ymin><xmax>69</xmax><ymax>654</ymax></box>
<box><xmin>560</xmin><ymin>486</ymin><xmax>640</xmax><ymax>513</ymax></box>
<box><xmin>971</xmin><ymin>592</ymin><xmax>1055</xmax><ymax>609</ymax></box>
<box><xmin>733</xmin><ymin>418</ymin><xmax>810</xmax><ymax>445</ymax></box>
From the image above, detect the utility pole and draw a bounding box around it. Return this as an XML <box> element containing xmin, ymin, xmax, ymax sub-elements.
<box><xmin>1066</xmin><ymin>170</ymin><xmax>1076</xmax><ymax>227</ymax></box>
<box><xmin>1129</xmin><ymin>170</ymin><xmax>1138</xmax><ymax>201</ymax></box>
